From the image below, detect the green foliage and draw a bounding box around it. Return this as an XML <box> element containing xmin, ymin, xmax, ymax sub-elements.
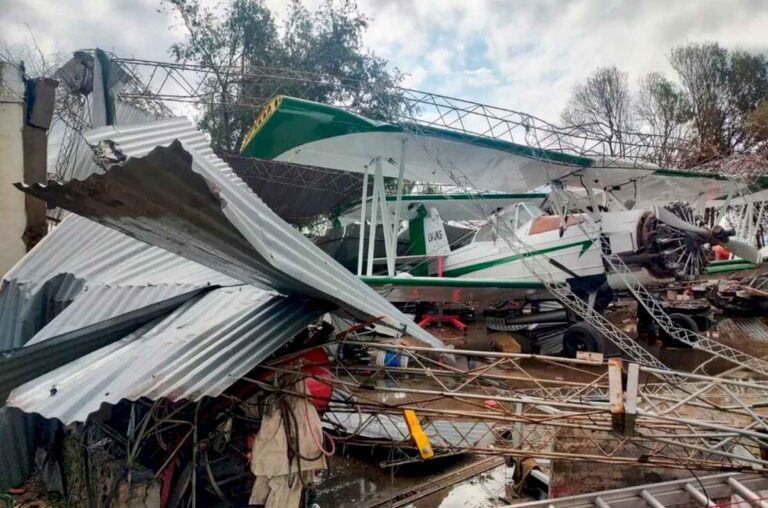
<box><xmin>668</xmin><ymin>42</ymin><xmax>768</xmax><ymax>161</ymax></box>
<box><xmin>744</xmin><ymin>99</ymin><xmax>768</xmax><ymax>155</ymax></box>
<box><xmin>165</xmin><ymin>0</ymin><xmax>404</xmax><ymax>151</ymax></box>
<box><xmin>562</xmin><ymin>42</ymin><xmax>768</xmax><ymax>165</ymax></box>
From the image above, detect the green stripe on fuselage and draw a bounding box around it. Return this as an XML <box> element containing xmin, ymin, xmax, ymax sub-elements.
<box><xmin>442</xmin><ymin>239</ymin><xmax>594</xmax><ymax>278</ymax></box>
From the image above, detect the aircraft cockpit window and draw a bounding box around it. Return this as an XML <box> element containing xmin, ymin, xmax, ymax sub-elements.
<box><xmin>474</xmin><ymin>222</ymin><xmax>495</xmax><ymax>242</ymax></box>
<box><xmin>515</xmin><ymin>206</ymin><xmax>534</xmax><ymax>230</ymax></box>
<box><xmin>524</xmin><ymin>203</ymin><xmax>545</xmax><ymax>217</ymax></box>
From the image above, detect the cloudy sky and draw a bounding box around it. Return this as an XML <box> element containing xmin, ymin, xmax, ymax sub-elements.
<box><xmin>3</xmin><ymin>0</ymin><xmax>768</xmax><ymax>121</ymax></box>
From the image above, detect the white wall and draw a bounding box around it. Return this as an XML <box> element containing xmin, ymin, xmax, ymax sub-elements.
<box><xmin>0</xmin><ymin>62</ymin><xmax>26</xmax><ymax>276</ymax></box>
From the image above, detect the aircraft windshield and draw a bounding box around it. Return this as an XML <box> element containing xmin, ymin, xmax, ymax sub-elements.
<box><xmin>474</xmin><ymin>222</ymin><xmax>495</xmax><ymax>242</ymax></box>
<box><xmin>515</xmin><ymin>203</ymin><xmax>544</xmax><ymax>229</ymax></box>
<box><xmin>473</xmin><ymin>203</ymin><xmax>544</xmax><ymax>243</ymax></box>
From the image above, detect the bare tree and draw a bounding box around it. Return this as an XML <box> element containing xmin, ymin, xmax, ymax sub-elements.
<box><xmin>635</xmin><ymin>72</ymin><xmax>692</xmax><ymax>166</ymax></box>
<box><xmin>0</xmin><ymin>26</ymin><xmax>61</xmax><ymax>79</ymax></box>
<box><xmin>562</xmin><ymin>67</ymin><xmax>636</xmax><ymax>158</ymax></box>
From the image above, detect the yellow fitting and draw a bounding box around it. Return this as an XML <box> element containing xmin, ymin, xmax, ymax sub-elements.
<box><xmin>404</xmin><ymin>409</ymin><xmax>434</xmax><ymax>459</ymax></box>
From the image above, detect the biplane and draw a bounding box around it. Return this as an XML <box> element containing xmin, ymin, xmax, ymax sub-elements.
<box><xmin>240</xmin><ymin>96</ymin><xmax>766</xmax><ymax>354</ymax></box>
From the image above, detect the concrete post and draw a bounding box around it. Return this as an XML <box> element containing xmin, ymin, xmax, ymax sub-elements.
<box><xmin>0</xmin><ymin>62</ymin><xmax>26</xmax><ymax>275</ymax></box>
<box><xmin>0</xmin><ymin>63</ymin><xmax>58</xmax><ymax>276</ymax></box>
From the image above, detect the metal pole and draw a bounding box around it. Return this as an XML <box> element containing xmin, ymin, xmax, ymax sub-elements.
<box><xmin>357</xmin><ymin>163</ymin><xmax>370</xmax><ymax>276</ymax></box>
<box><xmin>392</xmin><ymin>137</ymin><xmax>407</xmax><ymax>240</ymax></box>
<box><xmin>366</xmin><ymin>159</ymin><xmax>380</xmax><ymax>276</ymax></box>
<box><xmin>375</xmin><ymin>159</ymin><xmax>396</xmax><ymax>276</ymax></box>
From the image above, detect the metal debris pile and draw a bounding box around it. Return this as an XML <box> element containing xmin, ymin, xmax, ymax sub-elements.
<box><xmin>2</xmin><ymin>49</ymin><xmax>768</xmax><ymax>508</ymax></box>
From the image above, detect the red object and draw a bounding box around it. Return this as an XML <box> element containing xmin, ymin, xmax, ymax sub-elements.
<box><xmin>437</xmin><ymin>256</ymin><xmax>445</xmax><ymax>277</ymax></box>
<box><xmin>418</xmin><ymin>314</ymin><xmax>467</xmax><ymax>332</ymax></box>
<box><xmin>714</xmin><ymin>244</ymin><xmax>731</xmax><ymax>260</ymax></box>
<box><xmin>259</xmin><ymin>347</ymin><xmax>333</xmax><ymax>412</ymax></box>
<box><xmin>484</xmin><ymin>400</ymin><xmax>499</xmax><ymax>409</ymax></box>
<box><xmin>158</xmin><ymin>456</ymin><xmax>178</xmax><ymax>507</ymax></box>
<box><xmin>304</xmin><ymin>367</ymin><xmax>333</xmax><ymax>412</ymax></box>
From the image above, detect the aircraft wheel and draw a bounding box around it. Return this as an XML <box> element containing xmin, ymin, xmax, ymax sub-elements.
<box><xmin>661</xmin><ymin>313</ymin><xmax>698</xmax><ymax>349</ymax></box>
<box><xmin>562</xmin><ymin>323</ymin><xmax>605</xmax><ymax>358</ymax></box>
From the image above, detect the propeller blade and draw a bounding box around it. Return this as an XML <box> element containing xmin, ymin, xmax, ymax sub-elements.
<box><xmin>723</xmin><ymin>239</ymin><xmax>762</xmax><ymax>264</ymax></box>
<box><xmin>653</xmin><ymin>206</ymin><xmax>709</xmax><ymax>236</ymax></box>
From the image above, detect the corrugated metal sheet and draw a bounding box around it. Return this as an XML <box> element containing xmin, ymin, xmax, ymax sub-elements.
<box><xmin>25</xmin><ymin>284</ymin><xmax>202</xmax><ymax>346</ymax></box>
<box><xmin>0</xmin><ymin>215</ymin><xmax>238</xmax><ymax>350</ymax></box>
<box><xmin>5</xmin><ymin>214</ymin><xmax>238</xmax><ymax>289</ymax></box>
<box><xmin>81</xmin><ymin>117</ymin><xmax>246</xmax><ymax>185</ymax></box>
<box><xmin>17</xmin><ymin>118</ymin><xmax>443</xmax><ymax>348</ymax></box>
<box><xmin>0</xmin><ymin>285</ymin><xmax>208</xmax><ymax>397</ymax></box>
<box><xmin>718</xmin><ymin>318</ymin><xmax>768</xmax><ymax>343</ymax></box>
<box><xmin>0</xmin><ymin>407</ymin><xmax>60</xmax><ymax>490</ymax></box>
<box><xmin>325</xmin><ymin>410</ymin><xmax>495</xmax><ymax>448</ymax></box>
<box><xmin>7</xmin><ymin>286</ymin><xmax>324</xmax><ymax>423</ymax></box>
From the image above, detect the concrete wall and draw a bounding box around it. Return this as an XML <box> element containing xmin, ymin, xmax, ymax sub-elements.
<box><xmin>0</xmin><ymin>62</ymin><xmax>26</xmax><ymax>276</ymax></box>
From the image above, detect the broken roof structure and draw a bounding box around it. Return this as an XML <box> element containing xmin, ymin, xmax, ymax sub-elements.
<box><xmin>16</xmin><ymin>117</ymin><xmax>443</xmax><ymax>346</ymax></box>
<box><xmin>6</xmin><ymin>49</ymin><xmax>768</xmax><ymax>503</ymax></box>
<box><xmin>0</xmin><ymin>214</ymin><xmax>237</xmax><ymax>351</ymax></box>
<box><xmin>8</xmin><ymin>286</ymin><xmax>324</xmax><ymax>424</ymax></box>
<box><xmin>3</xmin><ymin>116</ymin><xmax>443</xmax><ymax>418</ymax></box>
<box><xmin>0</xmin><ymin>111</ymin><xmax>445</xmax><ymax>489</ymax></box>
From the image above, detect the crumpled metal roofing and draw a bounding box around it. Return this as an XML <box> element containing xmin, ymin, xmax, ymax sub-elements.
<box><xmin>325</xmin><ymin>410</ymin><xmax>495</xmax><ymax>449</ymax></box>
<box><xmin>0</xmin><ymin>284</ymin><xmax>207</xmax><ymax>398</ymax></box>
<box><xmin>0</xmin><ymin>407</ymin><xmax>59</xmax><ymax>491</ymax></box>
<box><xmin>17</xmin><ymin>118</ymin><xmax>442</xmax><ymax>348</ymax></box>
<box><xmin>0</xmin><ymin>214</ymin><xmax>238</xmax><ymax>350</ymax></box>
<box><xmin>5</xmin><ymin>214</ymin><xmax>237</xmax><ymax>289</ymax></box>
<box><xmin>7</xmin><ymin>286</ymin><xmax>324</xmax><ymax>423</ymax></box>
<box><xmin>25</xmin><ymin>284</ymin><xmax>202</xmax><ymax>346</ymax></box>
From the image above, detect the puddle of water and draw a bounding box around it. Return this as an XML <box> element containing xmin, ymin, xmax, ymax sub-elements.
<box><xmin>410</xmin><ymin>465</ymin><xmax>514</xmax><ymax>508</ymax></box>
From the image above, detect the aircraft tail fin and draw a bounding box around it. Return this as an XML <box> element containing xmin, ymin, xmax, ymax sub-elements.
<box><xmin>408</xmin><ymin>204</ymin><xmax>451</xmax><ymax>258</ymax></box>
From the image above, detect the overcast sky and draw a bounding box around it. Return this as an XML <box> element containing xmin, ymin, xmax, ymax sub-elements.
<box><xmin>3</xmin><ymin>0</ymin><xmax>768</xmax><ymax>122</ymax></box>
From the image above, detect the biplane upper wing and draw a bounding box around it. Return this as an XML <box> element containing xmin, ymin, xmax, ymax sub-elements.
<box><xmin>335</xmin><ymin>192</ymin><xmax>548</xmax><ymax>222</ymax></box>
<box><xmin>241</xmin><ymin>96</ymin><xmax>751</xmax><ymax>204</ymax></box>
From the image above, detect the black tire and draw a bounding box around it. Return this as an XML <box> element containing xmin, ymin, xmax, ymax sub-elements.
<box><xmin>562</xmin><ymin>322</ymin><xmax>605</xmax><ymax>358</ymax></box>
<box><xmin>661</xmin><ymin>313</ymin><xmax>699</xmax><ymax>349</ymax></box>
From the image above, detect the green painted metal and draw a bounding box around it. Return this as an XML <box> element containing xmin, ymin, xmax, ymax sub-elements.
<box><xmin>709</xmin><ymin>258</ymin><xmax>759</xmax><ymax>268</ymax></box>
<box><xmin>652</xmin><ymin>168</ymin><xmax>729</xmax><ymax>180</ymax></box>
<box><xmin>239</xmin><ymin>95</ymin><xmax>593</xmax><ymax>167</ymax></box>
<box><xmin>706</xmin><ymin>262</ymin><xmax>757</xmax><ymax>274</ymax></box>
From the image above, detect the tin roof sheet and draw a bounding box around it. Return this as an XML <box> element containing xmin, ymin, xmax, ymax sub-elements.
<box><xmin>7</xmin><ymin>286</ymin><xmax>323</xmax><ymax>423</ymax></box>
<box><xmin>16</xmin><ymin>118</ymin><xmax>443</xmax><ymax>347</ymax></box>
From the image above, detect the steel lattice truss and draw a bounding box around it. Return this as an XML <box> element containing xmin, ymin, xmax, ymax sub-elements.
<box><xmin>259</xmin><ymin>343</ymin><xmax>768</xmax><ymax>471</ymax></box>
<box><xmin>109</xmin><ymin>56</ymin><xmax>697</xmax><ymax>169</ymax></box>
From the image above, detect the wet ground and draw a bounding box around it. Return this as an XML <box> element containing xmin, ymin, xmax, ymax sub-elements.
<box><xmin>315</xmin><ymin>296</ymin><xmax>768</xmax><ymax>506</ymax></box>
<box><xmin>313</xmin><ymin>452</ymin><xmax>515</xmax><ymax>507</ymax></box>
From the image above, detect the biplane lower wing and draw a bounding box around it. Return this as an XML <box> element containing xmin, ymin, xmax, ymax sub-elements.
<box><xmin>360</xmin><ymin>275</ymin><xmax>551</xmax><ymax>303</ymax></box>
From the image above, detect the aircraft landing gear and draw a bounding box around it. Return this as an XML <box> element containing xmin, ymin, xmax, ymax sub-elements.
<box><xmin>660</xmin><ymin>313</ymin><xmax>699</xmax><ymax>349</ymax></box>
<box><xmin>562</xmin><ymin>322</ymin><xmax>605</xmax><ymax>358</ymax></box>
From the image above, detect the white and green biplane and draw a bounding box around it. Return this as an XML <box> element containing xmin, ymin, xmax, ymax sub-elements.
<box><xmin>241</xmin><ymin>96</ymin><xmax>764</xmax><ymax>353</ymax></box>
